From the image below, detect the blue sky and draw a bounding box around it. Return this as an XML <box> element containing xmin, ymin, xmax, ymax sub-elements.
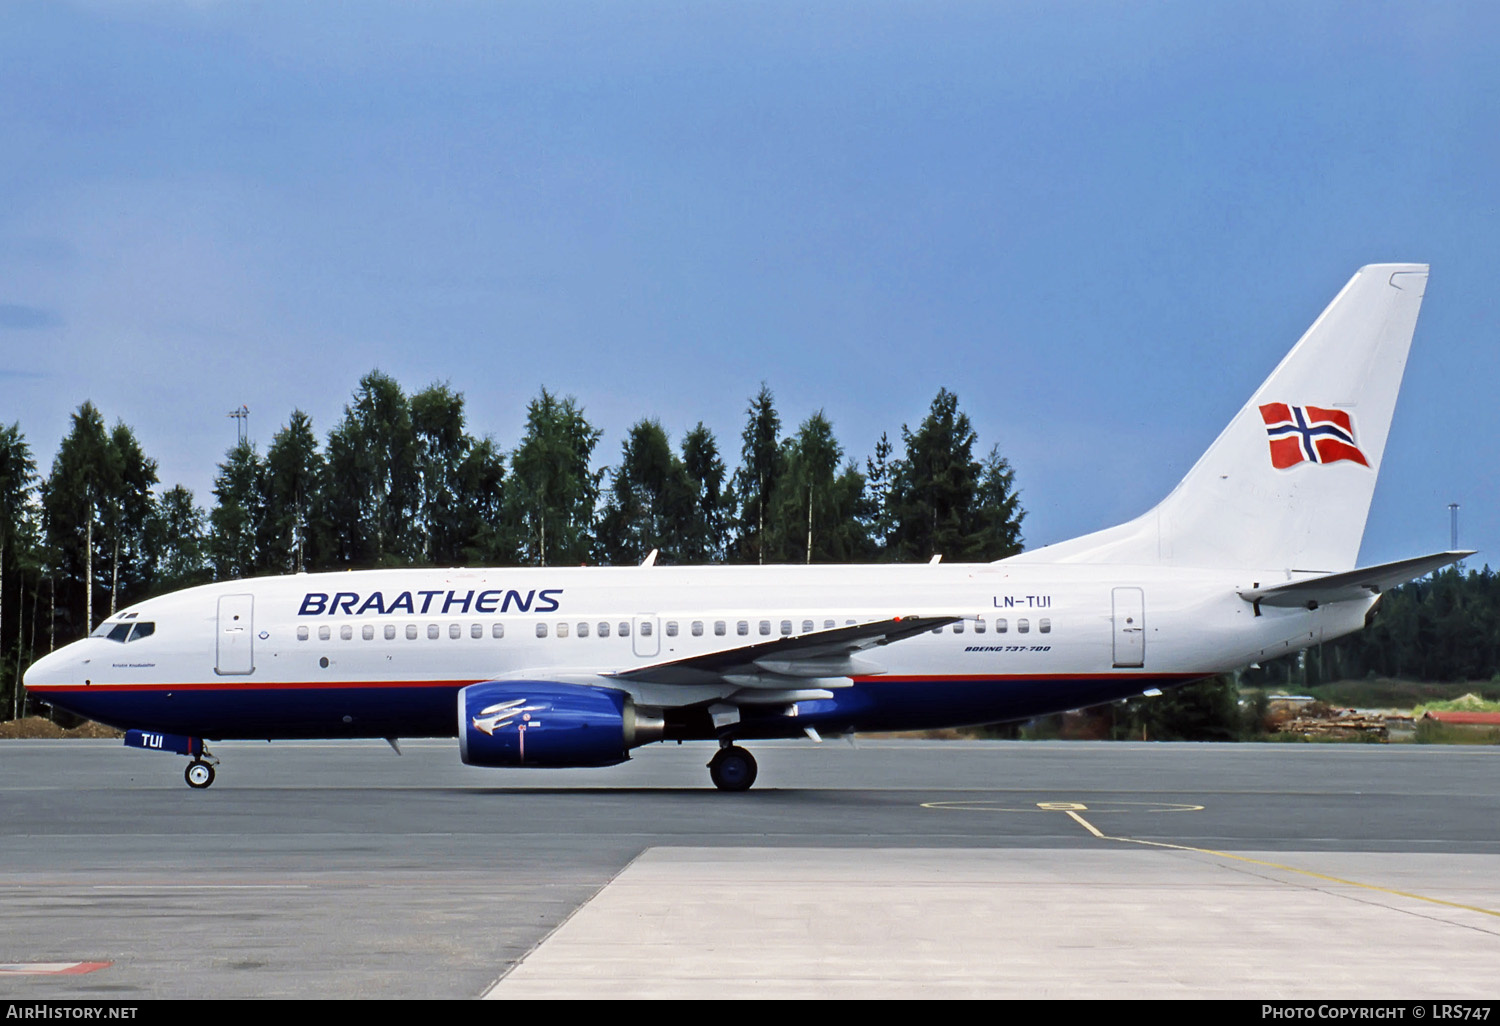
<box><xmin>2</xmin><ymin>1</ymin><xmax>1497</xmax><ymax>566</ymax></box>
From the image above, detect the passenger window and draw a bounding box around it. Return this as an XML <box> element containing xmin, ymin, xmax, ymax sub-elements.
<box><xmin>691</xmin><ymin>621</ymin><xmax>703</xmax><ymax>637</ymax></box>
<box><xmin>1039</xmin><ymin>618</ymin><xmax>1051</xmax><ymax>634</ymax></box>
<box><xmin>619</xmin><ymin>621</ymin><xmax>630</xmax><ymax>637</ymax></box>
<box><xmin>996</xmin><ymin>618</ymin><xmax>1007</xmax><ymax>633</ymax></box>
<box><xmin>471</xmin><ymin>624</ymin><xmax>483</xmax><ymax>639</ymax></box>
<box><xmin>557</xmin><ymin>622</ymin><xmax>570</xmax><ymax>638</ymax></box>
<box><xmin>407</xmin><ymin>624</ymin><xmax>418</xmax><ymax>640</ymax></box>
<box><xmin>715</xmin><ymin>621</ymin><xmax>726</xmax><ymax>636</ymax></box>
<box><xmin>665</xmin><ymin>622</ymin><xmax>678</xmax><ymax>637</ymax></box>
<box><xmin>640</xmin><ymin>621</ymin><xmax>652</xmax><ymax>637</ymax></box>
<box><xmin>384</xmin><ymin>624</ymin><xmax>396</xmax><ymax>640</ymax></box>
<box><xmin>449</xmin><ymin>623</ymin><xmax>461</xmax><ymax>640</ymax></box>
<box><xmin>492</xmin><ymin>623</ymin><xmax>504</xmax><ymax>639</ymax></box>
<box><xmin>578</xmin><ymin>622</ymin><xmax>590</xmax><ymax>638</ymax></box>
<box><xmin>780</xmin><ymin>620</ymin><xmax>792</xmax><ymax>636</ymax></box>
<box><xmin>297</xmin><ymin>626</ymin><xmax>309</xmax><ymax>641</ymax></box>
<box><xmin>362</xmin><ymin>624</ymin><xmax>374</xmax><ymax>640</ymax></box>
<box><xmin>1018</xmin><ymin>619</ymin><xmax>1030</xmax><ymax>634</ymax></box>
<box><xmin>536</xmin><ymin>623</ymin><xmax>548</xmax><ymax>638</ymax></box>
<box><xmin>823</xmin><ymin>620</ymin><xmax>834</xmax><ymax>630</ymax></box>
<box><xmin>952</xmin><ymin>622</ymin><xmax>964</xmax><ymax>634</ymax></box>
<box><xmin>341</xmin><ymin>625</ymin><xmax>353</xmax><ymax>641</ymax></box>
<box><xmin>801</xmin><ymin>619</ymin><xmax>813</xmax><ymax>633</ymax></box>
<box><xmin>428</xmin><ymin>625</ymin><xmax>439</xmax><ymax>640</ymax></box>
<box><xmin>318</xmin><ymin>626</ymin><xmax>331</xmax><ymax>641</ymax></box>
<box><xmin>737</xmin><ymin>621</ymin><xmax>749</xmax><ymax>636</ymax></box>
<box><xmin>759</xmin><ymin>620</ymin><xmax>771</xmax><ymax>636</ymax></box>
<box><xmin>974</xmin><ymin>619</ymin><xmax>986</xmax><ymax>634</ymax></box>
<box><xmin>598</xmin><ymin>621</ymin><xmax>611</xmax><ymax>638</ymax></box>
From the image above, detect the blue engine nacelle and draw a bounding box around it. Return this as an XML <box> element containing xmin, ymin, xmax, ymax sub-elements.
<box><xmin>457</xmin><ymin>681</ymin><xmax>664</xmax><ymax>768</ymax></box>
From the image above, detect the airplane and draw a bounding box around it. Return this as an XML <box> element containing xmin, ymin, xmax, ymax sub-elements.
<box><xmin>23</xmin><ymin>263</ymin><xmax>1468</xmax><ymax>791</ymax></box>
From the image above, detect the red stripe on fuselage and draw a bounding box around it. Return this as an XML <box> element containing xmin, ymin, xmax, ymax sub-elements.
<box><xmin>850</xmin><ymin>672</ymin><xmax>1206</xmax><ymax>683</ymax></box>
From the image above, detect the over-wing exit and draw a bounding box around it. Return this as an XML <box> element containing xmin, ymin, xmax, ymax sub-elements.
<box><xmin>25</xmin><ymin>265</ymin><xmax>1466</xmax><ymax>790</ymax></box>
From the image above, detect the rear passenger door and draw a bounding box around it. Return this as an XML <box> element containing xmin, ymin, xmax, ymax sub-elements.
<box><xmin>1111</xmin><ymin>588</ymin><xmax>1145</xmax><ymax>668</ymax></box>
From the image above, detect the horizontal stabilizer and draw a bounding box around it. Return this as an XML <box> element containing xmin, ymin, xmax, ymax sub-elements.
<box><xmin>1238</xmin><ymin>551</ymin><xmax>1473</xmax><ymax>608</ymax></box>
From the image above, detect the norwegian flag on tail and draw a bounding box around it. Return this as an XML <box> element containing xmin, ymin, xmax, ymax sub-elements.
<box><xmin>1258</xmin><ymin>403</ymin><xmax>1370</xmax><ymax>469</ymax></box>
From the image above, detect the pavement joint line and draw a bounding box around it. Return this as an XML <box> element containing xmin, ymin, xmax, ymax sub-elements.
<box><xmin>480</xmin><ymin>845</ymin><xmax>651</xmax><ymax>1000</ymax></box>
<box><xmin>1065</xmin><ymin>808</ymin><xmax>1500</xmax><ymax>920</ymax></box>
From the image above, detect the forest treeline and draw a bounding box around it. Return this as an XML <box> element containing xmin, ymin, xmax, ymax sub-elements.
<box><xmin>1241</xmin><ymin>564</ymin><xmax>1500</xmax><ymax>688</ymax></box>
<box><xmin>0</xmin><ymin>371</ymin><xmax>1024</xmax><ymax>713</ymax></box>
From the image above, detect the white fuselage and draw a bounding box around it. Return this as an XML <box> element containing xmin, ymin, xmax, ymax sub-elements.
<box><xmin>24</xmin><ymin>560</ymin><xmax>1369</xmax><ymax>741</ymax></box>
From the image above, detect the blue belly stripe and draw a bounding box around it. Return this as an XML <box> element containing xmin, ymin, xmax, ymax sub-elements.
<box><xmin>33</xmin><ymin>673</ymin><xmax>1205</xmax><ymax>741</ymax></box>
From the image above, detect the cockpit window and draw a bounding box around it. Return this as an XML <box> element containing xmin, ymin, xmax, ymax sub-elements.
<box><xmin>93</xmin><ymin>620</ymin><xmax>155</xmax><ymax>643</ymax></box>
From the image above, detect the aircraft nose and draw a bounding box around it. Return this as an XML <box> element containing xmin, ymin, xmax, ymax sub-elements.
<box><xmin>23</xmin><ymin>644</ymin><xmax>81</xmax><ymax>690</ymax></box>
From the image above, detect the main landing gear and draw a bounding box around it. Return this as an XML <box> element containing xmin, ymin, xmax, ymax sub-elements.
<box><xmin>707</xmin><ymin>741</ymin><xmax>757</xmax><ymax>792</ymax></box>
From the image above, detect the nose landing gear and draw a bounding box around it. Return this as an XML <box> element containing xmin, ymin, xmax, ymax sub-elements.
<box><xmin>124</xmin><ymin>730</ymin><xmax>220</xmax><ymax>789</ymax></box>
<box><xmin>185</xmin><ymin>758</ymin><xmax>216</xmax><ymax>789</ymax></box>
<box><xmin>184</xmin><ymin>743</ymin><xmax>220</xmax><ymax>789</ymax></box>
<box><xmin>707</xmin><ymin>742</ymin><xmax>757</xmax><ymax>791</ymax></box>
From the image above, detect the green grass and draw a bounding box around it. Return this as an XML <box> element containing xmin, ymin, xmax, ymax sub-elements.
<box><xmin>1414</xmin><ymin>719</ymin><xmax>1500</xmax><ymax>745</ymax></box>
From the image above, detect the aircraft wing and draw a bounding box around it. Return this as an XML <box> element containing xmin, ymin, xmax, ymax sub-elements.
<box><xmin>607</xmin><ymin>615</ymin><xmax>961</xmax><ymax>687</ymax></box>
<box><xmin>1237</xmin><ymin>550</ymin><xmax>1473</xmax><ymax>609</ymax></box>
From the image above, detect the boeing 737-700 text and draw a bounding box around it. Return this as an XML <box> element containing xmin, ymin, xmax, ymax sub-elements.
<box><xmin>24</xmin><ymin>264</ymin><xmax>1467</xmax><ymax>790</ymax></box>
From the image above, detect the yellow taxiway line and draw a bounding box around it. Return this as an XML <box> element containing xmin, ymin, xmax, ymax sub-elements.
<box><xmin>1062</xmin><ymin>806</ymin><xmax>1500</xmax><ymax>920</ymax></box>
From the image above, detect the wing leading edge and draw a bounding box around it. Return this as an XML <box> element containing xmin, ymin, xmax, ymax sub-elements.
<box><xmin>606</xmin><ymin>615</ymin><xmax>962</xmax><ymax>687</ymax></box>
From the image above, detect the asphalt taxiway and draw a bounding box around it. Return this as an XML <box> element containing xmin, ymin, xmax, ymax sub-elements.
<box><xmin>2</xmin><ymin>739</ymin><xmax>1497</xmax><ymax>998</ymax></box>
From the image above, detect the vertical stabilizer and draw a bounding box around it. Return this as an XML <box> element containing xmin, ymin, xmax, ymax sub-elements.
<box><xmin>1019</xmin><ymin>264</ymin><xmax>1428</xmax><ymax>571</ymax></box>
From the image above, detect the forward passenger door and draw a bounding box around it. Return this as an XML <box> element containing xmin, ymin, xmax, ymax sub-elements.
<box><xmin>216</xmin><ymin>594</ymin><xmax>255</xmax><ymax>675</ymax></box>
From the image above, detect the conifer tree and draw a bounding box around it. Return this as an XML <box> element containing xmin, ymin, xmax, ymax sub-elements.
<box><xmin>509</xmin><ymin>388</ymin><xmax>601</xmax><ymax>566</ymax></box>
<box><xmin>208</xmin><ymin>440</ymin><xmax>263</xmax><ymax>580</ymax></box>
<box><xmin>886</xmin><ymin>389</ymin><xmax>1024</xmax><ymax>562</ymax></box>
<box><xmin>732</xmin><ymin>385</ymin><xmax>784</xmax><ymax>564</ymax></box>
<box><xmin>0</xmin><ymin>424</ymin><xmax>36</xmax><ymax>714</ymax></box>
<box><xmin>324</xmin><ymin>372</ymin><xmax>419</xmax><ymax>566</ymax></box>
<box><xmin>43</xmin><ymin>403</ymin><xmax>119</xmax><ymax>633</ymax></box>
<box><xmin>680</xmin><ymin>423</ymin><xmax>731</xmax><ymax>563</ymax></box>
<box><xmin>262</xmin><ymin>411</ymin><xmax>324</xmax><ymax>573</ymax></box>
